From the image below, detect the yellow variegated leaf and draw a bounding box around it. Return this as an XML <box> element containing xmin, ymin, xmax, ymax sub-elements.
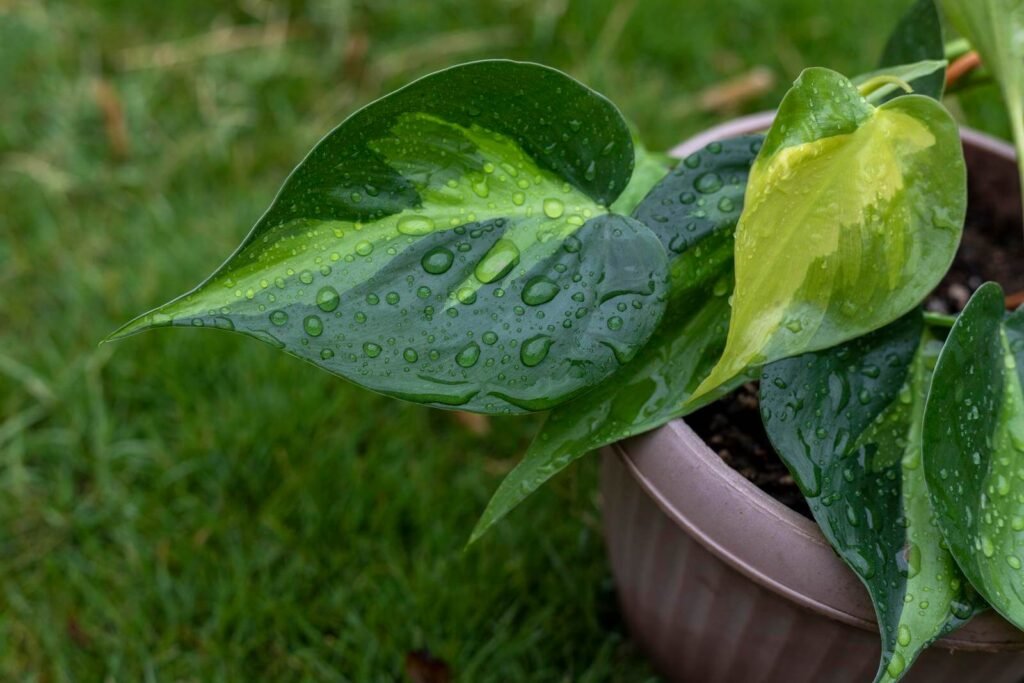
<box><xmin>692</xmin><ymin>67</ymin><xmax>965</xmax><ymax>400</ymax></box>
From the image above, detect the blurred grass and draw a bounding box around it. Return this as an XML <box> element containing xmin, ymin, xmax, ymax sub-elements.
<box><xmin>1</xmin><ymin>0</ymin><xmax>908</xmax><ymax>680</ymax></box>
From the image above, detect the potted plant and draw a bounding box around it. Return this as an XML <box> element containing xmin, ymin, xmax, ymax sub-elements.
<box><xmin>108</xmin><ymin>0</ymin><xmax>1024</xmax><ymax>680</ymax></box>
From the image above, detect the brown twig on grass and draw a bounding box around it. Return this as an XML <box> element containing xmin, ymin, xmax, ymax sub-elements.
<box><xmin>93</xmin><ymin>78</ymin><xmax>130</xmax><ymax>161</ymax></box>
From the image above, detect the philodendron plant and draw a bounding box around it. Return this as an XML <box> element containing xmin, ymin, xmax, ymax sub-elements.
<box><xmin>109</xmin><ymin>0</ymin><xmax>1024</xmax><ymax>680</ymax></box>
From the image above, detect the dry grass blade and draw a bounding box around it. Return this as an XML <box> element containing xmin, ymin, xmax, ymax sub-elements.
<box><xmin>117</xmin><ymin>20</ymin><xmax>299</xmax><ymax>70</ymax></box>
<box><xmin>452</xmin><ymin>411</ymin><xmax>491</xmax><ymax>436</ymax></box>
<box><xmin>93</xmin><ymin>78</ymin><xmax>130</xmax><ymax>160</ymax></box>
<box><xmin>667</xmin><ymin>66</ymin><xmax>776</xmax><ymax>118</ymax></box>
<box><xmin>697</xmin><ymin>66</ymin><xmax>776</xmax><ymax>112</ymax></box>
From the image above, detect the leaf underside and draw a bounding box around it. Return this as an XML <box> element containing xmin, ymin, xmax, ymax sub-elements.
<box><xmin>109</xmin><ymin>60</ymin><xmax>671</xmax><ymax>415</ymax></box>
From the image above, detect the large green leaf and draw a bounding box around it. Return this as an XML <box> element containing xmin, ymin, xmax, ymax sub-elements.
<box><xmin>762</xmin><ymin>312</ymin><xmax>984</xmax><ymax>682</ymax></box>
<box><xmin>879</xmin><ymin>0</ymin><xmax>947</xmax><ymax>100</ymax></box>
<box><xmin>108</xmin><ymin>60</ymin><xmax>670</xmax><ymax>415</ymax></box>
<box><xmin>470</xmin><ymin>136</ymin><xmax>762</xmax><ymax>542</ymax></box>
<box><xmin>692</xmin><ymin>67</ymin><xmax>966</xmax><ymax>400</ymax></box>
<box><xmin>939</xmin><ymin>0</ymin><xmax>1024</xmax><ymax>214</ymax></box>
<box><xmin>924</xmin><ymin>282</ymin><xmax>1024</xmax><ymax>629</ymax></box>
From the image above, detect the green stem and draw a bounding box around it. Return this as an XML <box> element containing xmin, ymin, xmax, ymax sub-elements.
<box><xmin>944</xmin><ymin>37</ymin><xmax>972</xmax><ymax>61</ymax></box>
<box><xmin>923</xmin><ymin>311</ymin><xmax>957</xmax><ymax>329</ymax></box>
<box><xmin>857</xmin><ymin>75</ymin><xmax>914</xmax><ymax>103</ymax></box>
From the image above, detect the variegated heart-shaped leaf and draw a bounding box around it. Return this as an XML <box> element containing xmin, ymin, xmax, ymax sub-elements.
<box><xmin>109</xmin><ymin>61</ymin><xmax>669</xmax><ymax>415</ymax></box>
<box><xmin>691</xmin><ymin>67</ymin><xmax>965</xmax><ymax>401</ymax></box>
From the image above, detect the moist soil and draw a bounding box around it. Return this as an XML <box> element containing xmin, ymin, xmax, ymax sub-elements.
<box><xmin>687</xmin><ymin>158</ymin><xmax>1024</xmax><ymax>519</ymax></box>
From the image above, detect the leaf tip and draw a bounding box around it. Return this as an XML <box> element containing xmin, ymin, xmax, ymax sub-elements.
<box><xmin>466</xmin><ymin>511</ymin><xmax>497</xmax><ymax>549</ymax></box>
<box><xmin>103</xmin><ymin>308</ymin><xmax>174</xmax><ymax>344</ymax></box>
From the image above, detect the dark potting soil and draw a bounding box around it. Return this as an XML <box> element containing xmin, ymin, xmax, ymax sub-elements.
<box><xmin>688</xmin><ymin>167</ymin><xmax>1024</xmax><ymax>519</ymax></box>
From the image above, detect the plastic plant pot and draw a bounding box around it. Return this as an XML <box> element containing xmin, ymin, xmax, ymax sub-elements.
<box><xmin>600</xmin><ymin>113</ymin><xmax>1024</xmax><ymax>683</ymax></box>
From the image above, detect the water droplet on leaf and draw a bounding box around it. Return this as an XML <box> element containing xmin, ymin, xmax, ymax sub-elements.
<box><xmin>303</xmin><ymin>315</ymin><xmax>324</xmax><ymax>337</ymax></box>
<box><xmin>422</xmin><ymin>247</ymin><xmax>455</xmax><ymax>275</ymax></box>
<box><xmin>520</xmin><ymin>334</ymin><xmax>553</xmax><ymax>367</ymax></box>
<box><xmin>397</xmin><ymin>215</ymin><xmax>436</xmax><ymax>236</ymax></box>
<box><xmin>522</xmin><ymin>277</ymin><xmax>559</xmax><ymax>306</ymax></box>
<box><xmin>316</xmin><ymin>286</ymin><xmax>340</xmax><ymax>312</ymax></box>
<box><xmin>456</xmin><ymin>342</ymin><xmax>481</xmax><ymax>368</ymax></box>
<box><xmin>475</xmin><ymin>239</ymin><xmax>520</xmax><ymax>283</ymax></box>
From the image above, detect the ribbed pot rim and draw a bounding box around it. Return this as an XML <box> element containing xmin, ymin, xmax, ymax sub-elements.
<box><xmin>614</xmin><ymin>112</ymin><xmax>1024</xmax><ymax>653</ymax></box>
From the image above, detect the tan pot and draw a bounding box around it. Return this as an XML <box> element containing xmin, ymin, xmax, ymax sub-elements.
<box><xmin>600</xmin><ymin>113</ymin><xmax>1024</xmax><ymax>683</ymax></box>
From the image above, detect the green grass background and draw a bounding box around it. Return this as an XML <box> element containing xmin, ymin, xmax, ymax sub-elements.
<box><xmin>1</xmin><ymin>1</ymin><xmax>912</xmax><ymax>680</ymax></box>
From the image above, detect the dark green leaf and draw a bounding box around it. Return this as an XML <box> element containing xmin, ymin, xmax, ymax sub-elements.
<box><xmin>470</xmin><ymin>136</ymin><xmax>761</xmax><ymax>542</ymax></box>
<box><xmin>108</xmin><ymin>60</ymin><xmax>670</xmax><ymax>415</ymax></box>
<box><xmin>762</xmin><ymin>311</ymin><xmax>984</xmax><ymax>682</ymax></box>
<box><xmin>924</xmin><ymin>282</ymin><xmax>1024</xmax><ymax>629</ymax></box>
<box><xmin>880</xmin><ymin>0</ymin><xmax>947</xmax><ymax>100</ymax></box>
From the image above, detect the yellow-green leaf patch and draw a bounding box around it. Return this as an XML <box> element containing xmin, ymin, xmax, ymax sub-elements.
<box><xmin>693</xmin><ymin>67</ymin><xmax>965</xmax><ymax>401</ymax></box>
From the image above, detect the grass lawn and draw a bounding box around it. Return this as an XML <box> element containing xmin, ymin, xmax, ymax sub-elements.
<box><xmin>1</xmin><ymin>1</ymin><xmax>908</xmax><ymax>680</ymax></box>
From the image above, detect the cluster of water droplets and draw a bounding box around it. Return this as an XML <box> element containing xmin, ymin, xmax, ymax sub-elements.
<box><xmin>632</xmin><ymin>136</ymin><xmax>761</xmax><ymax>257</ymax></box>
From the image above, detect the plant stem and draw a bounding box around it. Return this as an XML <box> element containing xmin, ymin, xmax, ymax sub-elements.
<box><xmin>944</xmin><ymin>37</ymin><xmax>972</xmax><ymax>61</ymax></box>
<box><xmin>857</xmin><ymin>74</ymin><xmax>914</xmax><ymax>100</ymax></box>
<box><xmin>923</xmin><ymin>311</ymin><xmax>957</xmax><ymax>329</ymax></box>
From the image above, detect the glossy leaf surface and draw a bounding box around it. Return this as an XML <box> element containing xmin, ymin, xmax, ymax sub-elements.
<box><xmin>109</xmin><ymin>60</ymin><xmax>670</xmax><ymax>414</ymax></box>
<box><xmin>471</xmin><ymin>136</ymin><xmax>761</xmax><ymax>542</ymax></box>
<box><xmin>924</xmin><ymin>282</ymin><xmax>1024</xmax><ymax>629</ymax></box>
<box><xmin>762</xmin><ymin>312</ymin><xmax>983</xmax><ymax>682</ymax></box>
<box><xmin>939</xmin><ymin>0</ymin><xmax>1024</xmax><ymax>210</ymax></box>
<box><xmin>880</xmin><ymin>0</ymin><xmax>947</xmax><ymax>100</ymax></box>
<box><xmin>694</xmin><ymin>67</ymin><xmax>965</xmax><ymax>400</ymax></box>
